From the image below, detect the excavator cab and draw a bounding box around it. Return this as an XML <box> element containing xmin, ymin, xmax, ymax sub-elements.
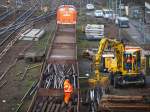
<box><xmin>112</xmin><ymin>46</ymin><xmax>145</xmax><ymax>88</ymax></box>
<box><xmin>123</xmin><ymin>47</ymin><xmax>141</xmax><ymax>73</ymax></box>
<box><xmin>89</xmin><ymin>38</ymin><xmax>145</xmax><ymax>90</ymax></box>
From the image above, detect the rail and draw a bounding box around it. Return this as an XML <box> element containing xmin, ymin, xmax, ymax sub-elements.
<box><xmin>27</xmin><ymin>24</ymin><xmax>79</xmax><ymax>112</ymax></box>
<box><xmin>0</xmin><ymin>9</ymin><xmax>15</xmax><ymax>21</ymax></box>
<box><xmin>99</xmin><ymin>95</ymin><xmax>150</xmax><ymax>111</ymax></box>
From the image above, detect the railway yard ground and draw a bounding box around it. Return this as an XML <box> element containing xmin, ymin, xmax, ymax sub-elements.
<box><xmin>0</xmin><ymin>19</ymin><xmax>56</xmax><ymax>112</ymax></box>
<box><xmin>0</xmin><ymin>0</ymin><xmax>150</xmax><ymax>112</ymax></box>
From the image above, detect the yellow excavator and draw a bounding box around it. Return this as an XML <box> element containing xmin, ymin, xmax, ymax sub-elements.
<box><xmin>88</xmin><ymin>38</ymin><xmax>145</xmax><ymax>89</ymax></box>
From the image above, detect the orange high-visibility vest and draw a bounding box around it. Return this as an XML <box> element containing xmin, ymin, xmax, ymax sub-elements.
<box><xmin>64</xmin><ymin>79</ymin><xmax>73</xmax><ymax>93</ymax></box>
<box><xmin>127</xmin><ymin>57</ymin><xmax>132</xmax><ymax>63</ymax></box>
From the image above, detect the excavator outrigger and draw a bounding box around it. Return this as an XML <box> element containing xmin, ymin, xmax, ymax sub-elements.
<box><xmin>89</xmin><ymin>38</ymin><xmax>145</xmax><ymax>89</ymax></box>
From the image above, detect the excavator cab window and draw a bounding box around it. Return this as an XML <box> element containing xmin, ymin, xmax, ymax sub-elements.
<box><xmin>124</xmin><ymin>50</ymin><xmax>141</xmax><ymax>72</ymax></box>
<box><xmin>124</xmin><ymin>53</ymin><xmax>132</xmax><ymax>71</ymax></box>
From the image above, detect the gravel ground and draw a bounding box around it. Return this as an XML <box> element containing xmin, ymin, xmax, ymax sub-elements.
<box><xmin>0</xmin><ymin>19</ymin><xmax>55</xmax><ymax>112</ymax></box>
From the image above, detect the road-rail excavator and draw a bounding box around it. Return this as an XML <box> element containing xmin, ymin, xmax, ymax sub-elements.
<box><xmin>86</xmin><ymin>38</ymin><xmax>146</xmax><ymax>111</ymax></box>
<box><xmin>88</xmin><ymin>38</ymin><xmax>145</xmax><ymax>89</ymax></box>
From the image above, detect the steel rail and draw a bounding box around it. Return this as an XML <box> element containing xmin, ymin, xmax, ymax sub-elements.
<box><xmin>0</xmin><ymin>1</ymin><xmax>40</xmax><ymax>36</ymax></box>
<box><xmin>0</xmin><ymin>10</ymin><xmax>56</xmax><ymax>34</ymax></box>
<box><xmin>0</xmin><ymin>10</ymin><xmax>56</xmax><ymax>50</ymax></box>
<box><xmin>0</xmin><ymin>0</ymin><xmax>43</xmax><ymax>56</ymax></box>
<box><xmin>0</xmin><ymin>9</ymin><xmax>15</xmax><ymax>21</ymax></box>
<box><xmin>0</xmin><ymin>22</ymin><xmax>48</xmax><ymax>82</ymax></box>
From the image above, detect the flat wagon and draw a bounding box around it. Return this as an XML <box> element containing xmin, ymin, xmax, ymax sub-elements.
<box><xmin>27</xmin><ymin>5</ymin><xmax>79</xmax><ymax>112</ymax></box>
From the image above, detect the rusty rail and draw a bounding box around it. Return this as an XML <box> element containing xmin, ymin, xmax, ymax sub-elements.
<box><xmin>99</xmin><ymin>95</ymin><xmax>150</xmax><ymax>112</ymax></box>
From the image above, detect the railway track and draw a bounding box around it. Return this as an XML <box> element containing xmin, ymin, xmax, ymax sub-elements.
<box><xmin>27</xmin><ymin>4</ymin><xmax>79</xmax><ymax>112</ymax></box>
<box><xmin>0</xmin><ymin>0</ymin><xmax>69</xmax><ymax>73</ymax></box>
<box><xmin>0</xmin><ymin>9</ymin><xmax>15</xmax><ymax>22</ymax></box>
<box><xmin>0</xmin><ymin>1</ymin><xmax>149</xmax><ymax>112</ymax></box>
<box><xmin>0</xmin><ymin>2</ymin><xmax>39</xmax><ymax>36</ymax></box>
<box><xmin>31</xmin><ymin>96</ymin><xmax>77</xmax><ymax>112</ymax></box>
<box><xmin>0</xmin><ymin>0</ymin><xmax>57</xmax><ymax>61</ymax></box>
<box><xmin>0</xmin><ymin>19</ymin><xmax>55</xmax><ymax>112</ymax></box>
<box><xmin>0</xmin><ymin>11</ymin><xmax>57</xmax><ymax>61</ymax></box>
<box><xmin>0</xmin><ymin>0</ymin><xmax>51</xmax><ymax>33</ymax></box>
<box><xmin>0</xmin><ymin>22</ymin><xmax>50</xmax><ymax>86</ymax></box>
<box><xmin>15</xmin><ymin>0</ymin><xmax>23</xmax><ymax>7</ymax></box>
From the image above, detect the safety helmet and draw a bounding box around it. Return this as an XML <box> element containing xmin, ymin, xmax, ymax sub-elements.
<box><xmin>65</xmin><ymin>79</ymin><xmax>70</xmax><ymax>82</ymax></box>
<box><xmin>64</xmin><ymin>79</ymin><xmax>70</xmax><ymax>85</ymax></box>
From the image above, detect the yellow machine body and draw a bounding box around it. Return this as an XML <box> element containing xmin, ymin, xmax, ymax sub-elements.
<box><xmin>88</xmin><ymin>38</ymin><xmax>144</xmax><ymax>89</ymax></box>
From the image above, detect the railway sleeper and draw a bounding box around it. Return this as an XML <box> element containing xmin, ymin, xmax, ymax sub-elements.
<box><xmin>54</xmin><ymin>104</ymin><xmax>61</xmax><ymax>112</ymax></box>
<box><xmin>50</xmin><ymin>101</ymin><xmax>57</xmax><ymax>112</ymax></box>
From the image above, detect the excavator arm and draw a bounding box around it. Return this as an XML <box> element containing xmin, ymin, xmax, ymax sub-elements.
<box><xmin>89</xmin><ymin>38</ymin><xmax>125</xmax><ymax>88</ymax></box>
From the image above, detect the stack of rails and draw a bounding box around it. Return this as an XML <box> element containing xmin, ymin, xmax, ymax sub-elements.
<box><xmin>99</xmin><ymin>95</ymin><xmax>150</xmax><ymax>112</ymax></box>
<box><xmin>27</xmin><ymin>5</ymin><xmax>79</xmax><ymax>112</ymax></box>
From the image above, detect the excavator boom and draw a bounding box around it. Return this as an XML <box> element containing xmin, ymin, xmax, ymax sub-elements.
<box><xmin>91</xmin><ymin>38</ymin><xmax>124</xmax><ymax>87</ymax></box>
<box><xmin>89</xmin><ymin>38</ymin><xmax>145</xmax><ymax>89</ymax></box>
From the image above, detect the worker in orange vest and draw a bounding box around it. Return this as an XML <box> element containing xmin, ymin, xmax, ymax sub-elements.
<box><xmin>64</xmin><ymin>79</ymin><xmax>73</xmax><ymax>105</ymax></box>
<box><xmin>127</xmin><ymin>55</ymin><xmax>132</xmax><ymax>63</ymax></box>
<box><xmin>126</xmin><ymin>54</ymin><xmax>132</xmax><ymax>70</ymax></box>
